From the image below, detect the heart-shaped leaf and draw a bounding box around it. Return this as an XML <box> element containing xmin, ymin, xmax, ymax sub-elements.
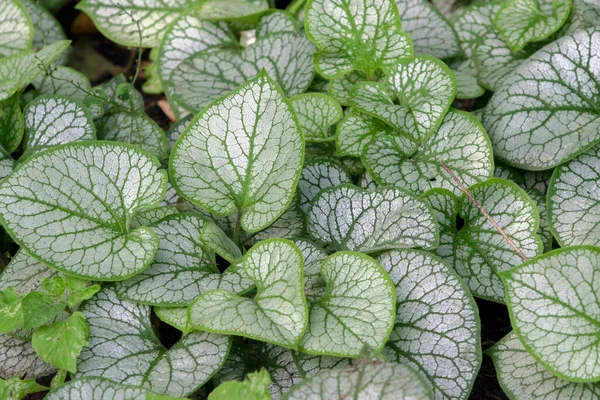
<box><xmin>494</xmin><ymin>0</ymin><xmax>572</xmax><ymax>52</ymax></box>
<box><xmin>96</xmin><ymin>110</ymin><xmax>169</xmax><ymax>161</ymax></box>
<box><xmin>0</xmin><ymin>0</ymin><xmax>32</xmax><ymax>57</ymax></box>
<box><xmin>501</xmin><ymin>246</ymin><xmax>600</xmax><ymax>382</ymax></box>
<box><xmin>289</xmin><ymin>94</ymin><xmax>342</xmax><ymax>142</ymax></box>
<box><xmin>115</xmin><ymin>213</ymin><xmax>253</xmax><ymax>306</ymax></box>
<box><xmin>423</xmin><ymin>179</ymin><xmax>542</xmax><ymax>302</ymax></box>
<box><xmin>305</xmin><ymin>0</ymin><xmax>412</xmax><ymax>78</ymax></box>
<box><xmin>189</xmin><ymin>239</ymin><xmax>307</xmax><ymax>349</ymax></box>
<box><xmin>482</xmin><ymin>28</ymin><xmax>600</xmax><ymax>170</ymax></box>
<box><xmin>350</xmin><ymin>56</ymin><xmax>456</xmax><ymax>144</ymax></box>
<box><xmin>548</xmin><ymin>144</ymin><xmax>600</xmax><ymax>247</ymax></box>
<box><xmin>169</xmin><ymin>31</ymin><xmax>315</xmax><ymax>114</ymax></box>
<box><xmin>22</xmin><ymin>96</ymin><xmax>96</xmax><ymax>159</ymax></box>
<box><xmin>488</xmin><ymin>332</ymin><xmax>600</xmax><ymax>400</ymax></box>
<box><xmin>170</xmin><ymin>73</ymin><xmax>304</xmax><ymax>233</ymax></box>
<box><xmin>394</xmin><ymin>0</ymin><xmax>462</xmax><ymax>59</ymax></box>
<box><xmin>46</xmin><ymin>377</ymin><xmax>187</xmax><ymax>400</ymax></box>
<box><xmin>213</xmin><ymin>338</ymin><xmax>302</xmax><ymax>399</ymax></box>
<box><xmin>0</xmin><ymin>40</ymin><xmax>70</xmax><ymax>102</ymax></box>
<box><xmin>378</xmin><ymin>249</ymin><xmax>481</xmax><ymax>400</ymax></box>
<box><xmin>0</xmin><ymin>251</ymin><xmax>59</xmax><ymax>380</ymax></box>
<box><xmin>77</xmin><ymin>287</ymin><xmax>230</xmax><ymax>397</ymax></box>
<box><xmin>298</xmin><ymin>159</ymin><xmax>352</xmax><ymax>212</ymax></box>
<box><xmin>0</xmin><ymin>142</ymin><xmax>167</xmax><ymax>281</ymax></box>
<box><xmin>308</xmin><ymin>185</ymin><xmax>438</xmax><ymax>252</ymax></box>
<box><xmin>283</xmin><ymin>358</ymin><xmax>433</xmax><ymax>400</ymax></box>
<box><xmin>363</xmin><ymin>109</ymin><xmax>493</xmax><ymax>196</ymax></box>
<box><xmin>299</xmin><ymin>252</ymin><xmax>396</xmax><ymax>357</ymax></box>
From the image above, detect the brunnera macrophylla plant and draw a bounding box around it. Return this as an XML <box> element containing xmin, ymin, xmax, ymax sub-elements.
<box><xmin>1</xmin><ymin>0</ymin><xmax>600</xmax><ymax>399</ymax></box>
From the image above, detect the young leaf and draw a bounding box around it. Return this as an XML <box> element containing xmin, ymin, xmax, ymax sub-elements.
<box><xmin>200</xmin><ymin>221</ymin><xmax>243</xmax><ymax>264</ymax></box>
<box><xmin>0</xmin><ymin>0</ymin><xmax>33</xmax><ymax>57</ymax></box>
<box><xmin>0</xmin><ymin>40</ymin><xmax>70</xmax><ymax>102</ymax></box>
<box><xmin>31</xmin><ymin>311</ymin><xmax>89</xmax><ymax>373</ymax></box>
<box><xmin>378</xmin><ymin>249</ymin><xmax>481</xmax><ymax>400</ymax></box>
<box><xmin>0</xmin><ymin>251</ymin><xmax>59</xmax><ymax>379</ymax></box>
<box><xmin>0</xmin><ymin>377</ymin><xmax>47</xmax><ymax>400</ymax></box>
<box><xmin>209</xmin><ymin>368</ymin><xmax>271</xmax><ymax>400</ymax></box>
<box><xmin>307</xmin><ymin>185</ymin><xmax>438</xmax><ymax>252</ymax></box>
<box><xmin>115</xmin><ymin>213</ymin><xmax>253</xmax><ymax>306</ymax></box>
<box><xmin>154</xmin><ymin>306</ymin><xmax>192</xmax><ymax>335</ymax></box>
<box><xmin>189</xmin><ymin>239</ymin><xmax>307</xmax><ymax>349</ymax></box>
<box><xmin>21</xmin><ymin>290</ymin><xmax>65</xmax><ymax>330</ymax></box>
<box><xmin>548</xmin><ymin>144</ymin><xmax>600</xmax><ymax>247</ymax></box>
<box><xmin>394</xmin><ymin>0</ymin><xmax>462</xmax><ymax>59</ymax></box>
<box><xmin>22</xmin><ymin>96</ymin><xmax>96</xmax><ymax>158</ymax></box>
<box><xmin>78</xmin><ymin>287</ymin><xmax>230</xmax><ymax>397</ymax></box>
<box><xmin>20</xmin><ymin>0</ymin><xmax>69</xmax><ymax>65</ymax></box>
<box><xmin>283</xmin><ymin>359</ymin><xmax>433</xmax><ymax>400</ymax></box>
<box><xmin>298</xmin><ymin>159</ymin><xmax>352</xmax><ymax>212</ymax></box>
<box><xmin>488</xmin><ymin>332</ymin><xmax>600</xmax><ymax>400</ymax></box>
<box><xmin>170</xmin><ymin>73</ymin><xmax>304</xmax><ymax>233</ymax></box>
<box><xmin>45</xmin><ymin>377</ymin><xmax>188</xmax><ymax>400</ymax></box>
<box><xmin>0</xmin><ymin>287</ymin><xmax>22</xmax><ymax>333</ymax></box>
<box><xmin>304</xmin><ymin>0</ymin><xmax>412</xmax><ymax>78</ymax></box>
<box><xmin>213</xmin><ymin>338</ymin><xmax>302</xmax><ymax>399</ymax></box>
<box><xmin>350</xmin><ymin>56</ymin><xmax>456</xmax><ymax>144</ymax></box>
<box><xmin>65</xmin><ymin>277</ymin><xmax>100</xmax><ymax>308</ymax></box>
<box><xmin>169</xmin><ymin>32</ymin><xmax>315</xmax><ymax>113</ymax></box>
<box><xmin>33</xmin><ymin>65</ymin><xmax>92</xmax><ymax>100</ymax></box>
<box><xmin>423</xmin><ymin>179</ymin><xmax>542</xmax><ymax>302</ymax></box>
<box><xmin>299</xmin><ymin>252</ymin><xmax>396</xmax><ymax>357</ymax></box>
<box><xmin>327</xmin><ymin>70</ymin><xmax>384</xmax><ymax>106</ymax></box>
<box><xmin>96</xmin><ymin>111</ymin><xmax>169</xmax><ymax>161</ymax></box>
<box><xmin>501</xmin><ymin>246</ymin><xmax>600</xmax><ymax>382</ymax></box>
<box><xmin>482</xmin><ymin>28</ymin><xmax>600</xmax><ymax>170</ymax></box>
<box><xmin>335</xmin><ymin>110</ymin><xmax>394</xmax><ymax>157</ymax></box>
<box><xmin>494</xmin><ymin>0</ymin><xmax>572</xmax><ymax>52</ymax></box>
<box><xmin>289</xmin><ymin>94</ymin><xmax>342</xmax><ymax>142</ymax></box>
<box><xmin>0</xmin><ymin>142</ymin><xmax>167</xmax><ymax>281</ymax></box>
<box><xmin>363</xmin><ymin>110</ymin><xmax>493</xmax><ymax>196</ymax></box>
<box><xmin>0</xmin><ymin>94</ymin><xmax>23</xmax><ymax>155</ymax></box>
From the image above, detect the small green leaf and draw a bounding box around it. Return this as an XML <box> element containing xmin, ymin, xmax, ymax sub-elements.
<box><xmin>170</xmin><ymin>73</ymin><xmax>304</xmax><ymax>233</ymax></box>
<box><xmin>45</xmin><ymin>377</ymin><xmax>187</xmax><ymax>400</ymax></box>
<box><xmin>308</xmin><ymin>185</ymin><xmax>438</xmax><ymax>252</ymax></box>
<box><xmin>32</xmin><ymin>311</ymin><xmax>89</xmax><ymax>373</ymax></box>
<box><xmin>200</xmin><ymin>221</ymin><xmax>243</xmax><ymax>264</ymax></box>
<box><xmin>305</xmin><ymin>0</ymin><xmax>412</xmax><ymax>78</ymax></box>
<box><xmin>21</xmin><ymin>290</ymin><xmax>65</xmax><ymax>330</ymax></box>
<box><xmin>22</xmin><ymin>96</ymin><xmax>96</xmax><ymax>158</ymax></box>
<box><xmin>298</xmin><ymin>159</ymin><xmax>352</xmax><ymax>212</ymax></box>
<box><xmin>488</xmin><ymin>332</ymin><xmax>600</xmax><ymax>400</ymax></box>
<box><xmin>0</xmin><ymin>287</ymin><xmax>22</xmax><ymax>333</ymax></box>
<box><xmin>335</xmin><ymin>110</ymin><xmax>393</xmax><ymax>157</ymax></box>
<box><xmin>0</xmin><ymin>142</ymin><xmax>167</xmax><ymax>281</ymax></box>
<box><xmin>0</xmin><ymin>40</ymin><xmax>70</xmax><ymax>102</ymax></box>
<box><xmin>0</xmin><ymin>376</ymin><xmax>47</xmax><ymax>400</ymax></box>
<box><xmin>327</xmin><ymin>70</ymin><xmax>384</xmax><ymax>106</ymax></box>
<box><xmin>363</xmin><ymin>109</ymin><xmax>493</xmax><ymax>196</ymax></box>
<box><xmin>115</xmin><ymin>213</ymin><xmax>253</xmax><ymax>305</ymax></box>
<box><xmin>0</xmin><ymin>0</ymin><xmax>33</xmax><ymax>57</ymax></box>
<box><xmin>213</xmin><ymin>338</ymin><xmax>302</xmax><ymax>399</ymax></box>
<box><xmin>289</xmin><ymin>93</ymin><xmax>342</xmax><ymax>142</ymax></box>
<box><xmin>169</xmin><ymin>32</ymin><xmax>315</xmax><ymax>114</ymax></box>
<box><xmin>78</xmin><ymin>287</ymin><xmax>230</xmax><ymax>397</ymax></box>
<box><xmin>378</xmin><ymin>249</ymin><xmax>481</xmax><ymax>399</ymax></box>
<box><xmin>548</xmin><ymin>144</ymin><xmax>600</xmax><ymax>247</ymax></box>
<box><xmin>394</xmin><ymin>0</ymin><xmax>462</xmax><ymax>59</ymax></box>
<box><xmin>494</xmin><ymin>0</ymin><xmax>572</xmax><ymax>52</ymax></box>
<box><xmin>501</xmin><ymin>246</ymin><xmax>600</xmax><ymax>382</ymax></box>
<box><xmin>209</xmin><ymin>368</ymin><xmax>271</xmax><ymax>400</ymax></box>
<box><xmin>283</xmin><ymin>359</ymin><xmax>433</xmax><ymax>400</ymax></box>
<box><xmin>96</xmin><ymin>110</ymin><xmax>169</xmax><ymax>161</ymax></box>
<box><xmin>189</xmin><ymin>239</ymin><xmax>308</xmax><ymax>349</ymax></box>
<box><xmin>423</xmin><ymin>179</ymin><xmax>542</xmax><ymax>302</ymax></box>
<box><xmin>299</xmin><ymin>252</ymin><xmax>396</xmax><ymax>357</ymax></box>
<box><xmin>0</xmin><ymin>94</ymin><xmax>23</xmax><ymax>155</ymax></box>
<box><xmin>65</xmin><ymin>277</ymin><xmax>100</xmax><ymax>308</ymax></box>
<box><xmin>482</xmin><ymin>28</ymin><xmax>600</xmax><ymax>170</ymax></box>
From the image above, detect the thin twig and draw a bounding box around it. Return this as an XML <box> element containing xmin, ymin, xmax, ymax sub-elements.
<box><xmin>440</xmin><ymin>162</ymin><xmax>528</xmax><ymax>262</ymax></box>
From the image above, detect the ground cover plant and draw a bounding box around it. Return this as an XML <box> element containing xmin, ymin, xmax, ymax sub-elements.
<box><xmin>0</xmin><ymin>0</ymin><xmax>599</xmax><ymax>398</ymax></box>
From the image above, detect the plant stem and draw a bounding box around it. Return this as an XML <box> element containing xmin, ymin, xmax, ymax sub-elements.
<box><xmin>440</xmin><ymin>162</ymin><xmax>528</xmax><ymax>262</ymax></box>
<box><xmin>285</xmin><ymin>0</ymin><xmax>307</xmax><ymax>15</ymax></box>
<box><xmin>233</xmin><ymin>211</ymin><xmax>242</xmax><ymax>248</ymax></box>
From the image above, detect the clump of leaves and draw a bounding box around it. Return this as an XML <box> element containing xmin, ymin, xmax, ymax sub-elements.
<box><xmin>1</xmin><ymin>0</ymin><xmax>600</xmax><ymax>399</ymax></box>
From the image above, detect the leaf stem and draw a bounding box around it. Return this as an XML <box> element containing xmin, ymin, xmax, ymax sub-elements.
<box><xmin>285</xmin><ymin>0</ymin><xmax>306</xmax><ymax>15</ymax></box>
<box><xmin>233</xmin><ymin>211</ymin><xmax>242</xmax><ymax>248</ymax></box>
<box><xmin>440</xmin><ymin>162</ymin><xmax>528</xmax><ymax>262</ymax></box>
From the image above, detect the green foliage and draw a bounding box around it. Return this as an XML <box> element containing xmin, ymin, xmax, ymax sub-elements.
<box><xmin>2</xmin><ymin>0</ymin><xmax>600</xmax><ymax>399</ymax></box>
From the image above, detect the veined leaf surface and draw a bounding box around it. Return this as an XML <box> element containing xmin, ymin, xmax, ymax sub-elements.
<box><xmin>0</xmin><ymin>0</ymin><xmax>32</xmax><ymax>57</ymax></box>
<box><xmin>46</xmin><ymin>377</ymin><xmax>187</xmax><ymax>400</ymax></box>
